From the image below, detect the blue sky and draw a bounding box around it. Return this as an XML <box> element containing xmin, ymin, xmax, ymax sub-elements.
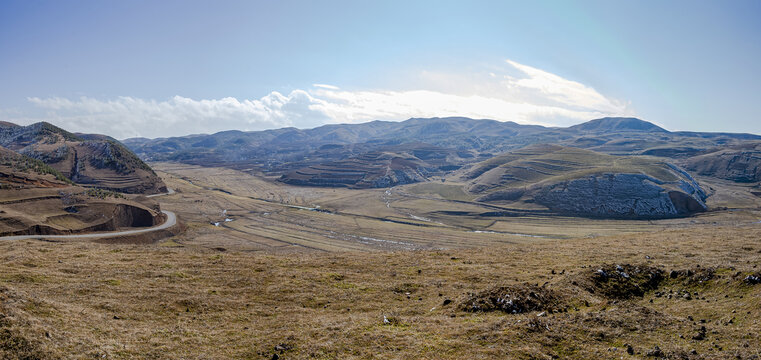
<box><xmin>1</xmin><ymin>0</ymin><xmax>760</xmax><ymax>138</ymax></box>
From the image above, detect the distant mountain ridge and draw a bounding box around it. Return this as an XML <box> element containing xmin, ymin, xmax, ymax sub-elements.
<box><xmin>123</xmin><ymin>117</ymin><xmax>761</xmax><ymax>184</ymax></box>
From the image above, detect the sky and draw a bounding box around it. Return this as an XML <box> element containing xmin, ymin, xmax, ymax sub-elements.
<box><xmin>1</xmin><ymin>0</ymin><xmax>760</xmax><ymax>139</ymax></box>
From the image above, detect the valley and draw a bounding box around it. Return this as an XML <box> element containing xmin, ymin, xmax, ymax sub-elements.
<box><xmin>149</xmin><ymin>162</ymin><xmax>761</xmax><ymax>253</ymax></box>
<box><xmin>2</xmin><ymin>117</ymin><xmax>761</xmax><ymax>359</ymax></box>
<box><xmin>4</xmin><ymin>3</ymin><xmax>761</xmax><ymax>358</ymax></box>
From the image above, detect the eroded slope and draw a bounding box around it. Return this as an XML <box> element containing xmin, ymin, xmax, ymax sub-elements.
<box><xmin>462</xmin><ymin>145</ymin><xmax>707</xmax><ymax>218</ymax></box>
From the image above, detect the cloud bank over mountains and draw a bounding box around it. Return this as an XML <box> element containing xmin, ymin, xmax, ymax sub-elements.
<box><xmin>4</xmin><ymin>59</ymin><xmax>632</xmax><ymax>139</ymax></box>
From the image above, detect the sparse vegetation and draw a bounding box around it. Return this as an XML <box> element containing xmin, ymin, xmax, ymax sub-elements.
<box><xmin>459</xmin><ymin>283</ymin><xmax>566</xmax><ymax>314</ymax></box>
<box><xmin>0</xmin><ymin>151</ymin><xmax>72</xmax><ymax>184</ymax></box>
<box><xmin>85</xmin><ymin>188</ymin><xmax>125</xmax><ymax>199</ymax></box>
<box><xmin>2</xmin><ymin>118</ymin><xmax>761</xmax><ymax>358</ymax></box>
<box><xmin>0</xmin><ymin>225</ymin><xmax>759</xmax><ymax>358</ymax></box>
<box><xmin>583</xmin><ymin>264</ymin><xmax>664</xmax><ymax>299</ymax></box>
<box><xmin>87</xmin><ymin>140</ymin><xmax>155</xmax><ymax>175</ymax></box>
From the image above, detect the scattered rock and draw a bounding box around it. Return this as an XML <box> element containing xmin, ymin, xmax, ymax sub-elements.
<box><xmin>692</xmin><ymin>326</ymin><xmax>707</xmax><ymax>341</ymax></box>
<box><xmin>744</xmin><ymin>273</ymin><xmax>761</xmax><ymax>285</ymax></box>
<box><xmin>583</xmin><ymin>264</ymin><xmax>664</xmax><ymax>299</ymax></box>
<box><xmin>669</xmin><ymin>267</ymin><xmax>715</xmax><ymax>284</ymax></box>
<box><xmin>274</xmin><ymin>343</ymin><xmax>292</xmax><ymax>353</ymax></box>
<box><xmin>459</xmin><ymin>284</ymin><xmax>565</xmax><ymax>314</ymax></box>
<box><xmin>646</xmin><ymin>345</ymin><xmax>663</xmax><ymax>357</ymax></box>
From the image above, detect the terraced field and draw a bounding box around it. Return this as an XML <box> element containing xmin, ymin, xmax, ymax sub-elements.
<box><xmin>280</xmin><ymin>151</ymin><xmax>434</xmax><ymax>188</ymax></box>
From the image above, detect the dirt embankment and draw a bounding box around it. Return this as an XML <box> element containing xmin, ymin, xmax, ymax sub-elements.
<box><xmin>0</xmin><ymin>202</ymin><xmax>164</xmax><ymax>237</ymax></box>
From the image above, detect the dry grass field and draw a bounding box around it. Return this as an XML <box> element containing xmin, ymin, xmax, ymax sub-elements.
<box><xmin>2</xmin><ymin>226</ymin><xmax>761</xmax><ymax>359</ymax></box>
<box><xmin>2</xmin><ymin>162</ymin><xmax>761</xmax><ymax>359</ymax></box>
<box><xmin>150</xmin><ymin>163</ymin><xmax>761</xmax><ymax>249</ymax></box>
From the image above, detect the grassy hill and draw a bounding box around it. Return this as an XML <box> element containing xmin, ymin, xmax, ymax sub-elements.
<box><xmin>463</xmin><ymin>144</ymin><xmax>679</xmax><ymax>192</ymax></box>
<box><xmin>459</xmin><ymin>145</ymin><xmax>707</xmax><ymax>218</ymax></box>
<box><xmin>0</xmin><ymin>122</ymin><xmax>166</xmax><ymax>194</ymax></box>
<box><xmin>681</xmin><ymin>142</ymin><xmax>761</xmax><ymax>183</ymax></box>
<box><xmin>1</xmin><ymin>145</ymin><xmax>165</xmax><ymax>237</ymax></box>
<box><xmin>0</xmin><ymin>146</ymin><xmax>72</xmax><ymax>185</ymax></box>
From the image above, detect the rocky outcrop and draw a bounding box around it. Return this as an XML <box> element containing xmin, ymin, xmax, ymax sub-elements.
<box><xmin>535</xmin><ymin>173</ymin><xmax>707</xmax><ymax>219</ymax></box>
<box><xmin>682</xmin><ymin>148</ymin><xmax>761</xmax><ymax>183</ymax></box>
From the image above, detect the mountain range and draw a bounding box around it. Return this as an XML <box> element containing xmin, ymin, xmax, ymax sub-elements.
<box><xmin>3</xmin><ymin>116</ymin><xmax>759</xmax><ymax>221</ymax></box>
<box><xmin>123</xmin><ymin>116</ymin><xmax>761</xmax><ymax>186</ymax></box>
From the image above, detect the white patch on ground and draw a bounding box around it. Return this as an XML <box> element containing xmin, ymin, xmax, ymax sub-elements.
<box><xmin>469</xmin><ymin>230</ymin><xmax>545</xmax><ymax>238</ymax></box>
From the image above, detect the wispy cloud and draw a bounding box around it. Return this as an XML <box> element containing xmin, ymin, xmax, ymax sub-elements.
<box><xmin>312</xmin><ymin>83</ymin><xmax>340</xmax><ymax>90</ymax></box>
<box><xmin>4</xmin><ymin>59</ymin><xmax>632</xmax><ymax>138</ymax></box>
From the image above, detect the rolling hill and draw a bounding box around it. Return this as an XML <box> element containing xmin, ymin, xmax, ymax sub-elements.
<box><xmin>0</xmin><ymin>145</ymin><xmax>164</xmax><ymax>236</ymax></box>
<box><xmin>0</xmin><ymin>122</ymin><xmax>166</xmax><ymax>194</ymax></box>
<box><xmin>680</xmin><ymin>142</ymin><xmax>761</xmax><ymax>183</ymax></box>
<box><xmin>460</xmin><ymin>144</ymin><xmax>707</xmax><ymax>218</ymax></box>
<box><xmin>124</xmin><ymin>116</ymin><xmax>761</xmax><ymax>180</ymax></box>
<box><xmin>279</xmin><ymin>142</ymin><xmax>475</xmax><ymax>188</ymax></box>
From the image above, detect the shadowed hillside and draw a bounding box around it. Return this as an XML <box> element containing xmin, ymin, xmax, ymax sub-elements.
<box><xmin>279</xmin><ymin>143</ymin><xmax>473</xmax><ymax>188</ymax></box>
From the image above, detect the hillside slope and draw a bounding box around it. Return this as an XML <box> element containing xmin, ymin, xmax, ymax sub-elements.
<box><xmin>681</xmin><ymin>142</ymin><xmax>761</xmax><ymax>183</ymax></box>
<box><xmin>462</xmin><ymin>145</ymin><xmax>708</xmax><ymax>219</ymax></box>
<box><xmin>0</xmin><ymin>145</ymin><xmax>164</xmax><ymax>236</ymax></box>
<box><xmin>279</xmin><ymin>143</ymin><xmax>473</xmax><ymax>188</ymax></box>
<box><xmin>0</xmin><ymin>122</ymin><xmax>166</xmax><ymax>194</ymax></box>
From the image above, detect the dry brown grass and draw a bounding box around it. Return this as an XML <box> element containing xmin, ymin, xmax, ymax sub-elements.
<box><xmin>148</xmin><ymin>163</ymin><xmax>761</xmax><ymax>253</ymax></box>
<box><xmin>2</xmin><ymin>163</ymin><xmax>761</xmax><ymax>359</ymax></box>
<box><xmin>1</xmin><ymin>224</ymin><xmax>760</xmax><ymax>359</ymax></box>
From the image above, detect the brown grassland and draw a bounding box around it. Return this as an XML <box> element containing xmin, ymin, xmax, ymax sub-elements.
<box><xmin>1</xmin><ymin>163</ymin><xmax>761</xmax><ymax>359</ymax></box>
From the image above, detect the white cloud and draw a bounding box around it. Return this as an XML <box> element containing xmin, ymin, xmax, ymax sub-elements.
<box><xmin>24</xmin><ymin>92</ymin><xmax>332</xmax><ymax>138</ymax></box>
<box><xmin>313</xmin><ymin>83</ymin><xmax>340</xmax><ymax>90</ymax></box>
<box><xmin>4</xmin><ymin>59</ymin><xmax>633</xmax><ymax>138</ymax></box>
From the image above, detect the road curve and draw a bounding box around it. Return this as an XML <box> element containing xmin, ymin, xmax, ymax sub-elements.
<box><xmin>0</xmin><ymin>210</ymin><xmax>176</xmax><ymax>241</ymax></box>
